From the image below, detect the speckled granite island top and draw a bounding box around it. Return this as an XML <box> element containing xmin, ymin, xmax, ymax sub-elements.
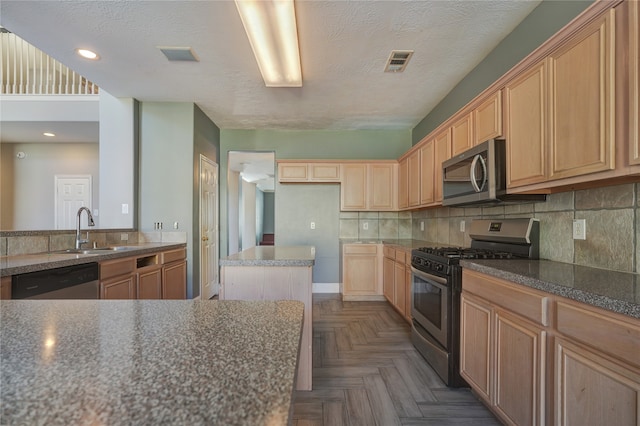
<box><xmin>461</xmin><ymin>259</ymin><xmax>640</xmax><ymax>319</ymax></box>
<box><xmin>1</xmin><ymin>300</ymin><xmax>304</xmax><ymax>425</ymax></box>
<box><xmin>220</xmin><ymin>246</ymin><xmax>315</xmax><ymax>267</ymax></box>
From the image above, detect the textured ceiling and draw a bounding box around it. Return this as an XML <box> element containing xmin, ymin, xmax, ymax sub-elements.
<box><xmin>0</xmin><ymin>0</ymin><xmax>541</xmax><ymax>131</ymax></box>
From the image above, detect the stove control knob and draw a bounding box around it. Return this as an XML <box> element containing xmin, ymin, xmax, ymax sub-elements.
<box><xmin>435</xmin><ymin>264</ymin><xmax>444</xmax><ymax>272</ymax></box>
<box><xmin>424</xmin><ymin>260</ymin><xmax>431</xmax><ymax>269</ymax></box>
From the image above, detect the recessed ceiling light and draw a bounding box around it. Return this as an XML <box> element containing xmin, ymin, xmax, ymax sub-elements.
<box><xmin>43</xmin><ymin>132</ymin><xmax>55</xmax><ymax>137</ymax></box>
<box><xmin>76</xmin><ymin>48</ymin><xmax>100</xmax><ymax>60</ymax></box>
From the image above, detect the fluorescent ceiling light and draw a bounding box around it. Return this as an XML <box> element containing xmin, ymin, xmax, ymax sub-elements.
<box><xmin>235</xmin><ymin>0</ymin><xmax>302</xmax><ymax>87</ymax></box>
<box><xmin>76</xmin><ymin>48</ymin><xmax>99</xmax><ymax>60</ymax></box>
<box><xmin>43</xmin><ymin>132</ymin><xmax>55</xmax><ymax>137</ymax></box>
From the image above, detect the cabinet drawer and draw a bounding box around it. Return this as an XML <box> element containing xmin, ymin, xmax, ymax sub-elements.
<box><xmin>556</xmin><ymin>300</ymin><xmax>640</xmax><ymax>368</ymax></box>
<box><xmin>395</xmin><ymin>250</ymin><xmax>406</xmax><ymax>263</ymax></box>
<box><xmin>344</xmin><ymin>244</ymin><xmax>378</xmax><ymax>255</ymax></box>
<box><xmin>100</xmin><ymin>257</ymin><xmax>135</xmax><ymax>280</ymax></box>
<box><xmin>161</xmin><ymin>248</ymin><xmax>186</xmax><ymax>264</ymax></box>
<box><xmin>462</xmin><ymin>270</ymin><xmax>549</xmax><ymax>326</ymax></box>
<box><xmin>383</xmin><ymin>246</ymin><xmax>395</xmax><ymax>259</ymax></box>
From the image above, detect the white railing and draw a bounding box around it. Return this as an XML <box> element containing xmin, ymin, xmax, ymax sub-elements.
<box><xmin>0</xmin><ymin>31</ymin><xmax>99</xmax><ymax>95</ymax></box>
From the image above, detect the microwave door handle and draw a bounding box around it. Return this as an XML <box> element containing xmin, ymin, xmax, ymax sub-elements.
<box><xmin>469</xmin><ymin>154</ymin><xmax>488</xmax><ymax>192</ymax></box>
<box><xmin>470</xmin><ymin>155</ymin><xmax>482</xmax><ymax>192</ymax></box>
<box><xmin>478</xmin><ymin>155</ymin><xmax>487</xmax><ymax>191</ymax></box>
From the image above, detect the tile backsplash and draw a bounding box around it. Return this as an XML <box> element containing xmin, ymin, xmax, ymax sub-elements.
<box><xmin>410</xmin><ymin>183</ymin><xmax>640</xmax><ymax>273</ymax></box>
<box><xmin>2</xmin><ymin>231</ymin><xmax>140</xmax><ymax>256</ymax></box>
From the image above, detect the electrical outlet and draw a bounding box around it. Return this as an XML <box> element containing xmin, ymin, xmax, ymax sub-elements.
<box><xmin>121</xmin><ymin>203</ymin><xmax>129</xmax><ymax>214</ymax></box>
<box><xmin>460</xmin><ymin>220</ymin><xmax>466</xmax><ymax>233</ymax></box>
<box><xmin>573</xmin><ymin>219</ymin><xmax>586</xmax><ymax>240</ymax></box>
<box><xmin>363</xmin><ymin>222</ymin><xmax>369</xmax><ymax>230</ymax></box>
<box><xmin>121</xmin><ymin>233</ymin><xmax>128</xmax><ymax>241</ymax></box>
<box><xmin>420</xmin><ymin>221</ymin><xmax>424</xmax><ymax>231</ymax></box>
<box><xmin>310</xmin><ymin>222</ymin><xmax>315</xmax><ymax>230</ymax></box>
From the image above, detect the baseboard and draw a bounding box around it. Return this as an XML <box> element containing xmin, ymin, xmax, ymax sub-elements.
<box><xmin>312</xmin><ymin>282</ymin><xmax>339</xmax><ymax>293</ymax></box>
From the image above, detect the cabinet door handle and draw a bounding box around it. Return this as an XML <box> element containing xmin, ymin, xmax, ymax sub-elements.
<box><xmin>202</xmin><ymin>236</ymin><xmax>209</xmax><ymax>241</ymax></box>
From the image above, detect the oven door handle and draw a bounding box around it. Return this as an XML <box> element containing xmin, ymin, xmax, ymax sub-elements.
<box><xmin>411</xmin><ymin>266</ymin><xmax>448</xmax><ymax>285</ymax></box>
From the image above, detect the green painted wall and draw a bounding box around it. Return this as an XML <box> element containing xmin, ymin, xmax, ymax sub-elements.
<box><xmin>139</xmin><ymin>102</ymin><xmax>220</xmax><ymax>299</ymax></box>
<box><xmin>412</xmin><ymin>0</ymin><xmax>593</xmax><ymax>144</ymax></box>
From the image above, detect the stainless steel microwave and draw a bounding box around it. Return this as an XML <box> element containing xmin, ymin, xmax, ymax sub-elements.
<box><xmin>441</xmin><ymin>139</ymin><xmax>545</xmax><ymax>206</ymax></box>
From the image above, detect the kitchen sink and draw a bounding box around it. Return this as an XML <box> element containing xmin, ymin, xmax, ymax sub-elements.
<box><xmin>52</xmin><ymin>246</ymin><xmax>136</xmax><ymax>255</ymax></box>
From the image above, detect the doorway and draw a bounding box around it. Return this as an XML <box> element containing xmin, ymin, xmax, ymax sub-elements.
<box><xmin>226</xmin><ymin>151</ymin><xmax>275</xmax><ymax>255</ymax></box>
<box><xmin>54</xmin><ymin>175</ymin><xmax>92</xmax><ymax>229</ymax></box>
<box><xmin>199</xmin><ymin>155</ymin><xmax>219</xmax><ymax>300</ymax></box>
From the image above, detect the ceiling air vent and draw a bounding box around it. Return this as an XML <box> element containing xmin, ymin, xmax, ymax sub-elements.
<box><xmin>384</xmin><ymin>50</ymin><xmax>414</xmax><ymax>73</ymax></box>
<box><xmin>158</xmin><ymin>46</ymin><xmax>199</xmax><ymax>62</ymax></box>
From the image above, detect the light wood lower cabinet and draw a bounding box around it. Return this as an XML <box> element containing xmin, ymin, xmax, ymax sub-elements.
<box><xmin>137</xmin><ymin>265</ymin><xmax>162</xmax><ymax>299</ymax></box>
<box><xmin>100</xmin><ymin>247</ymin><xmax>187</xmax><ymax>300</ymax></box>
<box><xmin>555</xmin><ymin>337</ymin><xmax>640</xmax><ymax>426</ymax></box>
<box><xmin>162</xmin><ymin>260</ymin><xmax>187</xmax><ymax>299</ymax></box>
<box><xmin>460</xmin><ymin>292</ymin><xmax>492</xmax><ymax>401</ymax></box>
<box><xmin>220</xmin><ymin>265</ymin><xmax>313</xmax><ymax>391</ymax></box>
<box><xmin>462</xmin><ymin>271</ymin><xmax>548</xmax><ymax>426</ymax></box>
<box><xmin>101</xmin><ymin>274</ymin><xmax>136</xmax><ymax>299</ymax></box>
<box><xmin>342</xmin><ymin>243</ymin><xmax>382</xmax><ymax>301</ymax></box>
<box><xmin>100</xmin><ymin>257</ymin><xmax>136</xmax><ymax>300</ymax></box>
<box><xmin>381</xmin><ymin>245</ymin><xmax>411</xmax><ymax>323</ymax></box>
<box><xmin>1</xmin><ymin>276</ymin><xmax>11</xmax><ymax>299</ymax></box>
<box><xmin>494</xmin><ymin>310</ymin><xmax>545</xmax><ymax>426</ymax></box>
<box><xmin>462</xmin><ymin>269</ymin><xmax>640</xmax><ymax>426</ymax></box>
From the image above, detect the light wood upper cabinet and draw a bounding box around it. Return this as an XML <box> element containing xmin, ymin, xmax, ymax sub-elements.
<box><xmin>434</xmin><ymin>129</ymin><xmax>451</xmax><ymax>203</ymax></box>
<box><xmin>451</xmin><ymin>112</ymin><xmax>474</xmax><ymax>156</ymax></box>
<box><xmin>309</xmin><ymin>163</ymin><xmax>341</xmax><ymax>181</ymax></box>
<box><xmin>341</xmin><ymin>162</ymin><xmax>396</xmax><ymax>211</ymax></box>
<box><xmin>474</xmin><ymin>90</ymin><xmax>503</xmax><ymax>144</ymax></box>
<box><xmin>278</xmin><ymin>163</ymin><xmax>308</xmax><ymax>181</ymax></box>
<box><xmin>340</xmin><ymin>164</ymin><xmax>367</xmax><ymax>210</ymax></box>
<box><xmin>627</xmin><ymin>0</ymin><xmax>640</xmax><ymax>166</ymax></box>
<box><xmin>419</xmin><ymin>142</ymin><xmax>435</xmax><ymax>205</ymax></box>
<box><xmin>407</xmin><ymin>150</ymin><xmax>421</xmax><ymax>207</ymax></box>
<box><xmin>368</xmin><ymin>163</ymin><xmax>396</xmax><ymax>211</ymax></box>
<box><xmin>505</xmin><ymin>61</ymin><xmax>548</xmax><ymax>188</ymax></box>
<box><xmin>548</xmin><ymin>9</ymin><xmax>616</xmax><ymax>180</ymax></box>
<box><xmin>278</xmin><ymin>162</ymin><xmax>341</xmax><ymax>182</ymax></box>
<box><xmin>398</xmin><ymin>158</ymin><xmax>409</xmax><ymax>209</ymax></box>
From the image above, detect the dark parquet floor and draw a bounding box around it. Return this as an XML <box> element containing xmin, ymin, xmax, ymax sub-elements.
<box><xmin>292</xmin><ymin>294</ymin><xmax>501</xmax><ymax>426</ymax></box>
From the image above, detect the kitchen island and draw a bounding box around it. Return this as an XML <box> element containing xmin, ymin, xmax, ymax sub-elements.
<box><xmin>220</xmin><ymin>246</ymin><xmax>314</xmax><ymax>391</ymax></box>
<box><xmin>0</xmin><ymin>299</ymin><xmax>304</xmax><ymax>425</ymax></box>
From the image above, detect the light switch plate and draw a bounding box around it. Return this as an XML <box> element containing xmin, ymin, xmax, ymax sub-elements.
<box><xmin>363</xmin><ymin>222</ymin><xmax>369</xmax><ymax>230</ymax></box>
<box><xmin>573</xmin><ymin>219</ymin><xmax>586</xmax><ymax>240</ymax></box>
<box><xmin>460</xmin><ymin>220</ymin><xmax>465</xmax><ymax>233</ymax></box>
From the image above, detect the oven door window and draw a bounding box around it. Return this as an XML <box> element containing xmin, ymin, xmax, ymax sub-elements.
<box><xmin>412</xmin><ymin>270</ymin><xmax>449</xmax><ymax>348</ymax></box>
<box><xmin>414</xmin><ymin>280</ymin><xmax>442</xmax><ymax>328</ymax></box>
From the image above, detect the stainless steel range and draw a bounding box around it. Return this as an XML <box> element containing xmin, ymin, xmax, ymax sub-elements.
<box><xmin>410</xmin><ymin>218</ymin><xmax>540</xmax><ymax>387</ymax></box>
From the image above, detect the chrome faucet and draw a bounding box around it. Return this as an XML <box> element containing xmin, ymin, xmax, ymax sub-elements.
<box><xmin>75</xmin><ymin>207</ymin><xmax>95</xmax><ymax>249</ymax></box>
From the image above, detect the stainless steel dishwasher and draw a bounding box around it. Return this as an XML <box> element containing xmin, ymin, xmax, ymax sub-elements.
<box><xmin>12</xmin><ymin>263</ymin><xmax>100</xmax><ymax>299</ymax></box>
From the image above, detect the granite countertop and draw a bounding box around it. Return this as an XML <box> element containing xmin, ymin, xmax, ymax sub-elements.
<box><xmin>1</xmin><ymin>243</ymin><xmax>186</xmax><ymax>277</ymax></box>
<box><xmin>461</xmin><ymin>259</ymin><xmax>640</xmax><ymax>319</ymax></box>
<box><xmin>1</xmin><ymin>299</ymin><xmax>304</xmax><ymax>425</ymax></box>
<box><xmin>340</xmin><ymin>239</ymin><xmax>436</xmax><ymax>250</ymax></box>
<box><xmin>220</xmin><ymin>246</ymin><xmax>315</xmax><ymax>267</ymax></box>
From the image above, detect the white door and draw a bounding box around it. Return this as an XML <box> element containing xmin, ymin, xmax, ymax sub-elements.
<box><xmin>200</xmin><ymin>156</ymin><xmax>219</xmax><ymax>299</ymax></box>
<box><xmin>55</xmin><ymin>175</ymin><xmax>92</xmax><ymax>230</ymax></box>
